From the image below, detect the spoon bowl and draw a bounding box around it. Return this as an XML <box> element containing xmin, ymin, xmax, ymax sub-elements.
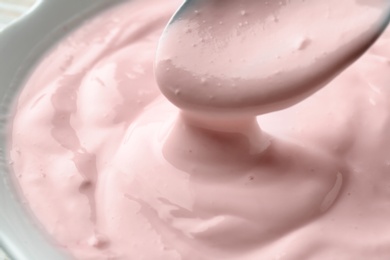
<box><xmin>155</xmin><ymin>0</ymin><xmax>390</xmax><ymax>116</ymax></box>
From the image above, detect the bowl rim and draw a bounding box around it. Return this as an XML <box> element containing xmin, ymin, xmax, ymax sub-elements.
<box><xmin>0</xmin><ymin>0</ymin><xmax>124</xmax><ymax>259</ymax></box>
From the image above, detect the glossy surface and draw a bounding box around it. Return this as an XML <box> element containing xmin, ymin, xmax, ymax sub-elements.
<box><xmin>6</xmin><ymin>0</ymin><xmax>390</xmax><ymax>259</ymax></box>
<box><xmin>156</xmin><ymin>0</ymin><xmax>390</xmax><ymax>116</ymax></box>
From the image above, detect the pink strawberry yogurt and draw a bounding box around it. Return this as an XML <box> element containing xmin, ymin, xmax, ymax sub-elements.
<box><xmin>8</xmin><ymin>0</ymin><xmax>390</xmax><ymax>259</ymax></box>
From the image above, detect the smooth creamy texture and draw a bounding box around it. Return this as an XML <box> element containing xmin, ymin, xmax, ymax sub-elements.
<box><xmin>155</xmin><ymin>0</ymin><xmax>390</xmax><ymax>116</ymax></box>
<box><xmin>7</xmin><ymin>0</ymin><xmax>390</xmax><ymax>259</ymax></box>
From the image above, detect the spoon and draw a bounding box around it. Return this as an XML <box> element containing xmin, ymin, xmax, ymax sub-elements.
<box><xmin>155</xmin><ymin>0</ymin><xmax>390</xmax><ymax>118</ymax></box>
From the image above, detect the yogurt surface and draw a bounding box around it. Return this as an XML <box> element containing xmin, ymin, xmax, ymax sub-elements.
<box><xmin>8</xmin><ymin>0</ymin><xmax>390</xmax><ymax>259</ymax></box>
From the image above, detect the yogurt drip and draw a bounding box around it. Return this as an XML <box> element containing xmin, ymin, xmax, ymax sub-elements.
<box><xmin>7</xmin><ymin>0</ymin><xmax>390</xmax><ymax>259</ymax></box>
<box><xmin>154</xmin><ymin>0</ymin><xmax>389</xmax><ymax>255</ymax></box>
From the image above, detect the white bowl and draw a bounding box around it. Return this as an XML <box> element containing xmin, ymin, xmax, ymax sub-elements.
<box><xmin>0</xmin><ymin>1</ymin><xmax>124</xmax><ymax>259</ymax></box>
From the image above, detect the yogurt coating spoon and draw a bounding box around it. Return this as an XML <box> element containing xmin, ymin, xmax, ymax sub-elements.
<box><xmin>155</xmin><ymin>0</ymin><xmax>390</xmax><ymax>118</ymax></box>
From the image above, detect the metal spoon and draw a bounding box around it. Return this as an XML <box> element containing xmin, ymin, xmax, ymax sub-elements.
<box><xmin>155</xmin><ymin>0</ymin><xmax>390</xmax><ymax>116</ymax></box>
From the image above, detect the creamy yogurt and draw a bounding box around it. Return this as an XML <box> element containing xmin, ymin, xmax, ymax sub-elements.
<box><xmin>8</xmin><ymin>0</ymin><xmax>390</xmax><ymax>259</ymax></box>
